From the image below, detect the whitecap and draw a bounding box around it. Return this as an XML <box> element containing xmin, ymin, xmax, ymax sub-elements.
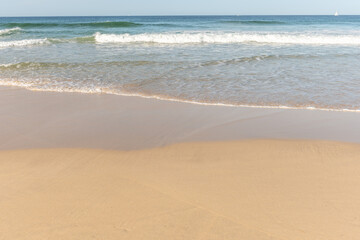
<box><xmin>94</xmin><ymin>32</ymin><xmax>360</xmax><ymax>45</ymax></box>
<box><xmin>0</xmin><ymin>27</ymin><xmax>22</xmax><ymax>36</ymax></box>
<box><xmin>0</xmin><ymin>38</ymin><xmax>48</xmax><ymax>48</ymax></box>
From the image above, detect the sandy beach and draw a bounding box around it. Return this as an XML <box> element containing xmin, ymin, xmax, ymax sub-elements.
<box><xmin>1</xmin><ymin>86</ymin><xmax>360</xmax><ymax>239</ymax></box>
<box><xmin>1</xmin><ymin>141</ymin><xmax>360</xmax><ymax>240</ymax></box>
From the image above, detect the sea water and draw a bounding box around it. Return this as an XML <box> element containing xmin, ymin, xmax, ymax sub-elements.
<box><xmin>1</xmin><ymin>15</ymin><xmax>360</xmax><ymax>111</ymax></box>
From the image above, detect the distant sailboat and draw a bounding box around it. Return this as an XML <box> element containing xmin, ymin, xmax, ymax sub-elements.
<box><xmin>334</xmin><ymin>11</ymin><xmax>339</xmax><ymax>16</ymax></box>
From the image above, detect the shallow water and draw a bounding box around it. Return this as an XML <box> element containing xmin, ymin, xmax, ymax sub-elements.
<box><xmin>1</xmin><ymin>16</ymin><xmax>360</xmax><ymax>111</ymax></box>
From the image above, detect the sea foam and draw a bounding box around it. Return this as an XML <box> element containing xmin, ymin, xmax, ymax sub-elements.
<box><xmin>0</xmin><ymin>27</ymin><xmax>22</xmax><ymax>36</ymax></box>
<box><xmin>0</xmin><ymin>38</ymin><xmax>48</xmax><ymax>48</ymax></box>
<box><xmin>95</xmin><ymin>32</ymin><xmax>360</xmax><ymax>45</ymax></box>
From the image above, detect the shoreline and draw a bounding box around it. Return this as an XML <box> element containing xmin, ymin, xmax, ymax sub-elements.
<box><xmin>1</xmin><ymin>83</ymin><xmax>360</xmax><ymax>113</ymax></box>
<box><xmin>1</xmin><ymin>85</ymin><xmax>360</xmax><ymax>150</ymax></box>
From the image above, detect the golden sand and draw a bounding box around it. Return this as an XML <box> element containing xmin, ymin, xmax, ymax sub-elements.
<box><xmin>1</xmin><ymin>140</ymin><xmax>359</xmax><ymax>240</ymax></box>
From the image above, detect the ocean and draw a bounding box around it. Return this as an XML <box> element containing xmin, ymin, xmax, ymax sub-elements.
<box><xmin>1</xmin><ymin>15</ymin><xmax>360</xmax><ymax>111</ymax></box>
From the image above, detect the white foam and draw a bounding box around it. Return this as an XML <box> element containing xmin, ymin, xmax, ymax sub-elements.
<box><xmin>0</xmin><ymin>63</ymin><xmax>15</xmax><ymax>67</ymax></box>
<box><xmin>0</xmin><ymin>79</ymin><xmax>359</xmax><ymax>113</ymax></box>
<box><xmin>95</xmin><ymin>32</ymin><xmax>360</xmax><ymax>45</ymax></box>
<box><xmin>0</xmin><ymin>38</ymin><xmax>48</xmax><ymax>48</ymax></box>
<box><xmin>0</xmin><ymin>27</ymin><xmax>22</xmax><ymax>36</ymax></box>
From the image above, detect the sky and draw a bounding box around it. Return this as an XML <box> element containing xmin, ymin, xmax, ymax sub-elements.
<box><xmin>0</xmin><ymin>0</ymin><xmax>358</xmax><ymax>16</ymax></box>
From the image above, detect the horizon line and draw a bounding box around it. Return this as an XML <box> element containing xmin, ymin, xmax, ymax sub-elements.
<box><xmin>0</xmin><ymin>14</ymin><xmax>357</xmax><ymax>18</ymax></box>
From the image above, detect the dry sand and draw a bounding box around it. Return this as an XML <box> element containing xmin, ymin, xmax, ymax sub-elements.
<box><xmin>1</xmin><ymin>140</ymin><xmax>360</xmax><ymax>240</ymax></box>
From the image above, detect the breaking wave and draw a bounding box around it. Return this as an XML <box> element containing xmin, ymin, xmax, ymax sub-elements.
<box><xmin>94</xmin><ymin>32</ymin><xmax>360</xmax><ymax>45</ymax></box>
<box><xmin>0</xmin><ymin>38</ymin><xmax>48</xmax><ymax>48</ymax></box>
<box><xmin>0</xmin><ymin>27</ymin><xmax>22</xmax><ymax>36</ymax></box>
<box><xmin>2</xmin><ymin>32</ymin><xmax>359</xmax><ymax>48</ymax></box>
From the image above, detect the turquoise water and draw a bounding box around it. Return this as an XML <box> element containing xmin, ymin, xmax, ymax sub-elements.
<box><xmin>1</xmin><ymin>16</ymin><xmax>360</xmax><ymax>111</ymax></box>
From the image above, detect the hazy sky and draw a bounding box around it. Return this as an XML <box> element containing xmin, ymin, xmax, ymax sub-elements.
<box><xmin>0</xmin><ymin>0</ymin><xmax>358</xmax><ymax>16</ymax></box>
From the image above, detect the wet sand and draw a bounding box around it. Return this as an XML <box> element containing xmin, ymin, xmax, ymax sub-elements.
<box><xmin>1</xmin><ymin>86</ymin><xmax>360</xmax><ymax>150</ymax></box>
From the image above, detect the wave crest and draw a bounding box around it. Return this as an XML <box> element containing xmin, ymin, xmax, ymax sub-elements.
<box><xmin>94</xmin><ymin>32</ymin><xmax>360</xmax><ymax>45</ymax></box>
<box><xmin>0</xmin><ymin>38</ymin><xmax>48</xmax><ymax>48</ymax></box>
<box><xmin>0</xmin><ymin>27</ymin><xmax>22</xmax><ymax>36</ymax></box>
